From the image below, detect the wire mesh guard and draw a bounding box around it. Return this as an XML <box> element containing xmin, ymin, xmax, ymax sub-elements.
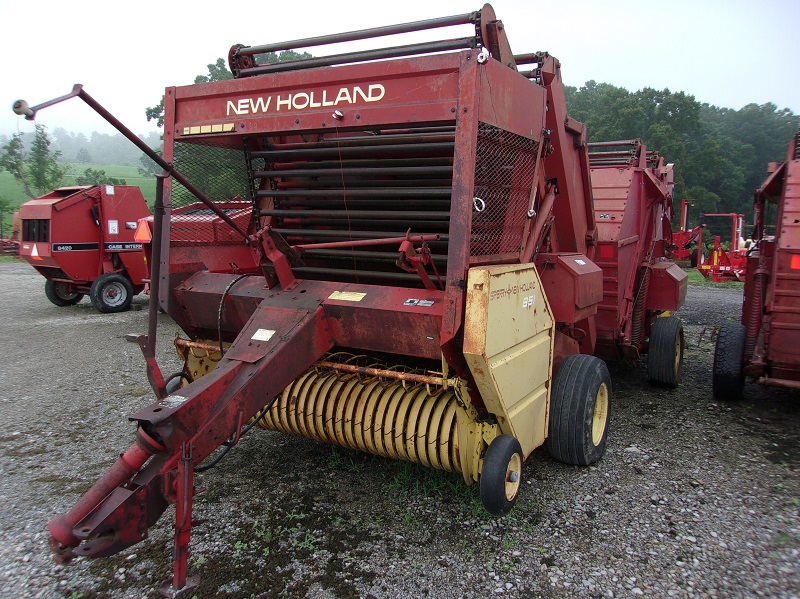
<box><xmin>471</xmin><ymin>123</ymin><xmax>538</xmax><ymax>257</ymax></box>
<box><xmin>170</xmin><ymin>141</ymin><xmax>252</xmax><ymax>244</ymax></box>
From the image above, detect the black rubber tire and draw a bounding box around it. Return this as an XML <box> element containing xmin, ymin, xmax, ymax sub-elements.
<box><xmin>547</xmin><ymin>354</ymin><xmax>611</xmax><ymax>466</ymax></box>
<box><xmin>647</xmin><ymin>316</ymin><xmax>684</xmax><ymax>388</ymax></box>
<box><xmin>712</xmin><ymin>323</ymin><xmax>746</xmax><ymax>401</ymax></box>
<box><xmin>44</xmin><ymin>280</ymin><xmax>84</xmax><ymax>307</ymax></box>
<box><xmin>689</xmin><ymin>248</ymin><xmax>698</xmax><ymax>268</ymax></box>
<box><xmin>89</xmin><ymin>273</ymin><xmax>134</xmax><ymax>313</ymax></box>
<box><xmin>480</xmin><ymin>434</ymin><xmax>524</xmax><ymax>516</ymax></box>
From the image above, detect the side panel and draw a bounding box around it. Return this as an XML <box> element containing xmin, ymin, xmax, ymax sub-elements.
<box><xmin>463</xmin><ymin>264</ymin><xmax>555</xmax><ymax>457</ymax></box>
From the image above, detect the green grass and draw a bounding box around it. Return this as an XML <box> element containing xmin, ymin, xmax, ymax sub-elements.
<box><xmin>60</xmin><ymin>163</ymin><xmax>157</xmax><ymax>206</ymax></box>
<box><xmin>685</xmin><ymin>266</ymin><xmax>744</xmax><ymax>288</ymax></box>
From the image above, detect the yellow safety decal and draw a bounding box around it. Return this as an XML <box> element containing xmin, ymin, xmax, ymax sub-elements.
<box><xmin>182</xmin><ymin>123</ymin><xmax>235</xmax><ymax>135</ymax></box>
<box><xmin>328</xmin><ymin>291</ymin><xmax>366</xmax><ymax>302</ymax></box>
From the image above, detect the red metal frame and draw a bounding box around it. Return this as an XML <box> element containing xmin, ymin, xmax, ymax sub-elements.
<box><xmin>671</xmin><ymin>199</ymin><xmax>704</xmax><ymax>262</ymax></box>
<box><xmin>741</xmin><ymin>132</ymin><xmax>800</xmax><ymax>388</ymax></box>
<box><xmin>696</xmin><ymin>212</ymin><xmax>748</xmax><ymax>282</ymax></box>
<box><xmin>587</xmin><ymin>140</ymin><xmax>686</xmax><ymax>360</ymax></box>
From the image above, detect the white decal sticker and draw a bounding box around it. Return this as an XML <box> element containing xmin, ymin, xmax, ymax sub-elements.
<box><xmin>251</xmin><ymin>328</ymin><xmax>276</xmax><ymax>342</ymax></box>
<box><xmin>404</xmin><ymin>299</ymin><xmax>434</xmax><ymax>307</ymax></box>
<box><xmin>160</xmin><ymin>395</ymin><xmax>188</xmax><ymax>409</ymax></box>
<box><xmin>125</xmin><ymin>221</ymin><xmax>138</xmax><ymax>230</ymax></box>
<box><xmin>108</xmin><ymin>220</ymin><xmax>119</xmax><ymax>235</ymax></box>
<box><xmin>575</xmin><ymin>259</ymin><xmax>586</xmax><ymax>266</ymax></box>
<box><xmin>522</xmin><ymin>295</ymin><xmax>535</xmax><ymax>308</ymax></box>
<box><xmin>105</xmin><ymin>185</ymin><xmax>115</xmax><ymax>195</ymax></box>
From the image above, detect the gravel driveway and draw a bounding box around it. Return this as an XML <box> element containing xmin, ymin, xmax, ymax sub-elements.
<box><xmin>0</xmin><ymin>261</ymin><xmax>798</xmax><ymax>598</ymax></box>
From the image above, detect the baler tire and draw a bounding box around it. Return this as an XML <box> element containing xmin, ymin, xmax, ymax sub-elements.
<box><xmin>90</xmin><ymin>273</ymin><xmax>134</xmax><ymax>313</ymax></box>
<box><xmin>44</xmin><ymin>280</ymin><xmax>84</xmax><ymax>307</ymax></box>
<box><xmin>647</xmin><ymin>316</ymin><xmax>684</xmax><ymax>388</ymax></box>
<box><xmin>480</xmin><ymin>434</ymin><xmax>523</xmax><ymax>517</ymax></box>
<box><xmin>547</xmin><ymin>354</ymin><xmax>611</xmax><ymax>466</ymax></box>
<box><xmin>712</xmin><ymin>323</ymin><xmax>746</xmax><ymax>401</ymax></box>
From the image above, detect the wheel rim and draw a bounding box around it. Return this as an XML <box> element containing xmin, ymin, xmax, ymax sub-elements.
<box><xmin>674</xmin><ymin>333</ymin><xmax>683</xmax><ymax>375</ymax></box>
<box><xmin>55</xmin><ymin>282</ymin><xmax>79</xmax><ymax>301</ymax></box>
<box><xmin>102</xmin><ymin>282</ymin><xmax>127</xmax><ymax>307</ymax></box>
<box><xmin>504</xmin><ymin>452</ymin><xmax>522</xmax><ymax>502</ymax></box>
<box><xmin>591</xmin><ymin>382</ymin><xmax>609</xmax><ymax>446</ymax></box>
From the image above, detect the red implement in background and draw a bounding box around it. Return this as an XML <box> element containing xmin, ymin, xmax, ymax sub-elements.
<box><xmin>696</xmin><ymin>211</ymin><xmax>748</xmax><ymax>282</ymax></box>
<box><xmin>714</xmin><ymin>130</ymin><xmax>800</xmax><ymax>396</ymax></box>
<box><xmin>17</xmin><ymin>185</ymin><xmax>150</xmax><ymax>312</ymax></box>
<box><xmin>587</xmin><ymin>140</ymin><xmax>687</xmax><ymax>385</ymax></box>
<box><xmin>671</xmin><ymin>199</ymin><xmax>705</xmax><ymax>265</ymax></box>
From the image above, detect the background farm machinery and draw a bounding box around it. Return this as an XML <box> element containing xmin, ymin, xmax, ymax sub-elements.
<box><xmin>713</xmin><ymin>130</ymin><xmax>800</xmax><ymax>397</ymax></box>
<box><xmin>672</xmin><ymin>198</ymin><xmax>748</xmax><ymax>282</ymax></box>
<box><xmin>16</xmin><ymin>185</ymin><xmax>150</xmax><ymax>311</ymax></box>
<box><xmin>14</xmin><ymin>5</ymin><xmax>685</xmax><ymax>591</ymax></box>
<box><xmin>696</xmin><ymin>211</ymin><xmax>748</xmax><ymax>283</ymax></box>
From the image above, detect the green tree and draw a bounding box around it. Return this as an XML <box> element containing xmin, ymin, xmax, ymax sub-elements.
<box><xmin>75</xmin><ymin>168</ymin><xmax>126</xmax><ymax>186</ymax></box>
<box><xmin>145</xmin><ymin>51</ymin><xmax>313</xmax><ymax>128</ymax></box>
<box><xmin>76</xmin><ymin>147</ymin><xmax>91</xmax><ymax>163</ymax></box>
<box><xmin>0</xmin><ymin>125</ymin><xmax>66</xmax><ymax>198</ymax></box>
<box><xmin>193</xmin><ymin>58</ymin><xmax>233</xmax><ymax>84</ymax></box>
<box><xmin>0</xmin><ymin>197</ymin><xmax>11</xmax><ymax>238</ymax></box>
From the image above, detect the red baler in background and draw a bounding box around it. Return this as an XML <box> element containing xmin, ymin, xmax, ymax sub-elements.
<box><xmin>714</xmin><ymin>130</ymin><xmax>800</xmax><ymax>396</ymax></box>
<box><xmin>17</xmin><ymin>185</ymin><xmax>150</xmax><ymax>312</ymax></box>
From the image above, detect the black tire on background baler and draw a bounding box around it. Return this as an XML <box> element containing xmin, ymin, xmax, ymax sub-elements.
<box><xmin>44</xmin><ymin>280</ymin><xmax>84</xmax><ymax>307</ymax></box>
<box><xmin>90</xmin><ymin>273</ymin><xmax>134</xmax><ymax>313</ymax></box>
<box><xmin>647</xmin><ymin>316</ymin><xmax>685</xmax><ymax>388</ymax></box>
<box><xmin>712</xmin><ymin>322</ymin><xmax>746</xmax><ymax>401</ymax></box>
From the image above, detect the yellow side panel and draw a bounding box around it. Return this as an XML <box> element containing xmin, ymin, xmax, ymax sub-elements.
<box><xmin>463</xmin><ymin>264</ymin><xmax>555</xmax><ymax>457</ymax></box>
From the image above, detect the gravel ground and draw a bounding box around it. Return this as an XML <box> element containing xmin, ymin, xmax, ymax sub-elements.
<box><xmin>0</xmin><ymin>261</ymin><xmax>798</xmax><ymax>599</ymax></box>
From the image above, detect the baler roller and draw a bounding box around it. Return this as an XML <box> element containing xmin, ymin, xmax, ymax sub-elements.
<box><xmin>256</xmin><ymin>367</ymin><xmax>461</xmax><ymax>472</ymax></box>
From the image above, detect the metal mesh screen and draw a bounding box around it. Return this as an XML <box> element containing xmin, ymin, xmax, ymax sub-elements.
<box><xmin>470</xmin><ymin>123</ymin><xmax>538</xmax><ymax>257</ymax></box>
<box><xmin>170</xmin><ymin>141</ymin><xmax>252</xmax><ymax>244</ymax></box>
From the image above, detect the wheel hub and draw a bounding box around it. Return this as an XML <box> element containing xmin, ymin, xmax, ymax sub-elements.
<box><xmin>591</xmin><ymin>382</ymin><xmax>609</xmax><ymax>446</ymax></box>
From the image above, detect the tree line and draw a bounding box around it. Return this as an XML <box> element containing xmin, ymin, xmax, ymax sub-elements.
<box><xmin>565</xmin><ymin>81</ymin><xmax>799</xmax><ymax>220</ymax></box>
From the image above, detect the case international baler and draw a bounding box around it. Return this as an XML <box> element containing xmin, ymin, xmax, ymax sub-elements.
<box><xmin>13</xmin><ymin>5</ymin><xmax>686</xmax><ymax>591</ymax></box>
<box><xmin>17</xmin><ymin>185</ymin><xmax>150</xmax><ymax>312</ymax></box>
<box><xmin>713</xmin><ymin>130</ymin><xmax>800</xmax><ymax>397</ymax></box>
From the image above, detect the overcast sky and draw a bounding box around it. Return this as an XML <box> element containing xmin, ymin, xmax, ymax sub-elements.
<box><xmin>1</xmin><ymin>0</ymin><xmax>798</xmax><ymax>139</ymax></box>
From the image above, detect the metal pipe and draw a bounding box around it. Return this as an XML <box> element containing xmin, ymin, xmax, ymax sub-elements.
<box><xmin>261</xmin><ymin>209</ymin><xmax>451</xmax><ymax>220</ymax></box>
<box><xmin>255</xmin><ymin>166</ymin><xmax>453</xmax><ymax>178</ymax></box>
<box><xmin>265</xmin><ymin>133</ymin><xmax>455</xmax><ymax>151</ymax></box>
<box><xmin>251</xmin><ymin>141</ymin><xmax>455</xmax><ymax>160</ymax></box>
<box><xmin>146</xmin><ymin>174</ymin><xmax>167</xmax><ymax>358</ymax></box>
<box><xmin>239</xmin><ymin>38</ymin><xmax>477</xmax><ymax>76</ymax></box>
<box><xmin>267</xmin><ymin>157</ymin><xmax>455</xmax><ymax>170</ymax></box>
<box><xmin>258</xmin><ymin>188</ymin><xmax>452</xmax><ymax>198</ymax></box>
<box><xmin>316</xmin><ymin>361</ymin><xmax>457</xmax><ymax>386</ymax></box>
<box><xmin>587</xmin><ymin>140</ymin><xmax>638</xmax><ymax>147</ymax></box>
<box><xmin>237</xmin><ymin>11</ymin><xmax>477</xmax><ymax>56</ymax></box>
<box><xmin>303</xmin><ymin>248</ymin><xmax>447</xmax><ymax>264</ymax></box>
<box><xmin>292</xmin><ymin>266</ymin><xmax>427</xmax><ymax>283</ymax></box>
<box><xmin>293</xmin><ymin>234</ymin><xmax>440</xmax><ymax>250</ymax></box>
<box><xmin>274</xmin><ymin>198</ymin><xmax>453</xmax><ymax>209</ymax></box>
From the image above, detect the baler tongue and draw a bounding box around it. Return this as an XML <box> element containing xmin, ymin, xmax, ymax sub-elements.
<box><xmin>48</xmin><ymin>301</ymin><xmax>333</xmax><ymax>580</ymax></box>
